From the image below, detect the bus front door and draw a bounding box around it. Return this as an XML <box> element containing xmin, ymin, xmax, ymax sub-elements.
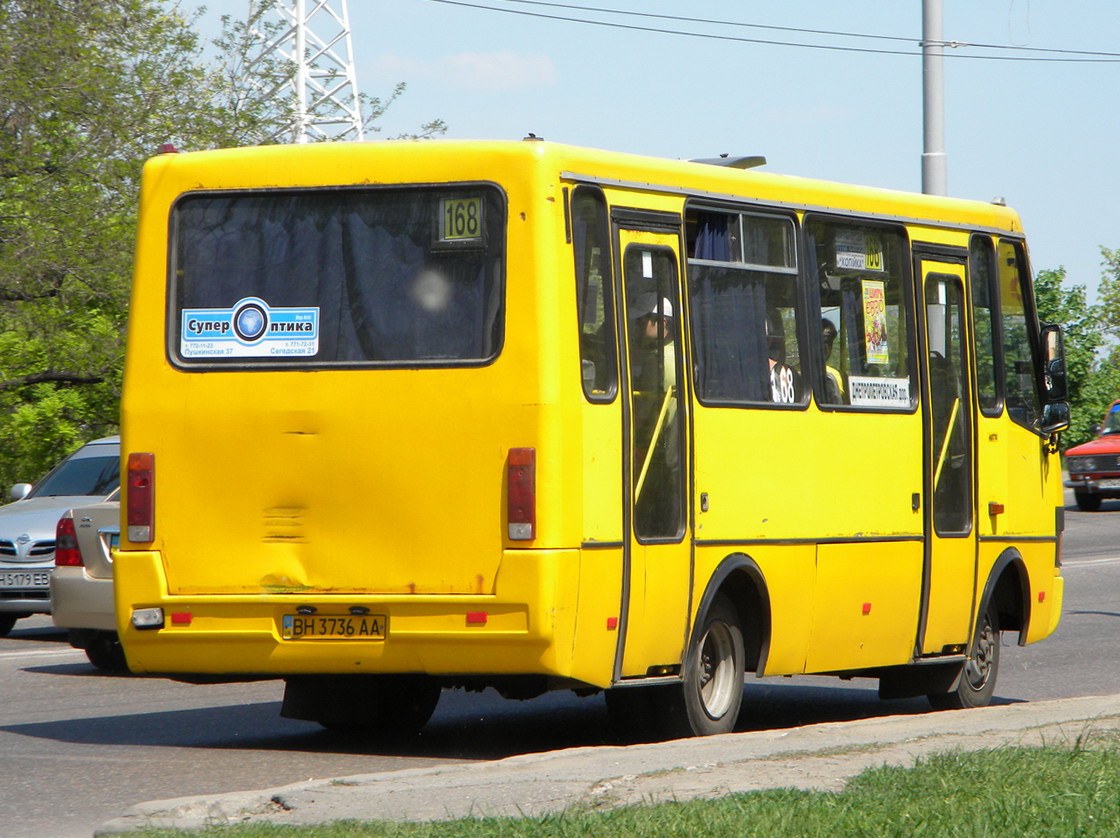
<box><xmin>917</xmin><ymin>259</ymin><xmax>977</xmax><ymax>656</ymax></box>
<box><xmin>613</xmin><ymin>224</ymin><xmax>692</xmax><ymax>680</ymax></box>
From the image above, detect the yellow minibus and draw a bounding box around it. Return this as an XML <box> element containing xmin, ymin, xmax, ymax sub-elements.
<box><xmin>116</xmin><ymin>139</ymin><xmax>1070</xmax><ymax>738</ymax></box>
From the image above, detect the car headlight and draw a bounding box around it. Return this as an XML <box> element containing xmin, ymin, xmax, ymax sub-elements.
<box><xmin>1068</xmin><ymin>456</ymin><xmax>1095</xmax><ymax>473</ymax></box>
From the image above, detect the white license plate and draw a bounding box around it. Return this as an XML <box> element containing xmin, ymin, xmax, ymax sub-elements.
<box><xmin>1099</xmin><ymin>478</ymin><xmax>1120</xmax><ymax>489</ymax></box>
<box><xmin>281</xmin><ymin>614</ymin><xmax>386</xmax><ymax>640</ymax></box>
<box><xmin>0</xmin><ymin>571</ymin><xmax>51</xmax><ymax>588</ymax></box>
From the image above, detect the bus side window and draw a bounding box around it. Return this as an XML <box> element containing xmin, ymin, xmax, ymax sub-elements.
<box><xmin>686</xmin><ymin>207</ymin><xmax>804</xmax><ymax>406</ymax></box>
<box><xmin>968</xmin><ymin>235</ymin><xmax>1002</xmax><ymax>416</ymax></box>
<box><xmin>807</xmin><ymin>218</ymin><xmax>913</xmax><ymax>411</ymax></box>
<box><xmin>997</xmin><ymin>239</ymin><xmax>1043</xmax><ymax>429</ymax></box>
<box><xmin>572</xmin><ymin>187</ymin><xmax>617</xmax><ymax>401</ymax></box>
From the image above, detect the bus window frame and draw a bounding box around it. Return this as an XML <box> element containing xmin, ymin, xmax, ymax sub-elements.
<box><xmin>996</xmin><ymin>236</ymin><xmax>1048</xmax><ymax>437</ymax></box>
<box><xmin>164</xmin><ymin>182</ymin><xmax>509</xmax><ymax>373</ymax></box>
<box><xmin>803</xmin><ymin>213</ymin><xmax>919</xmax><ymax>415</ymax></box>
<box><xmin>570</xmin><ymin>184</ymin><xmax>619</xmax><ymax>404</ymax></box>
<box><xmin>683</xmin><ymin>200</ymin><xmax>809</xmax><ymax>411</ymax></box>
<box><xmin>967</xmin><ymin>233</ymin><xmax>1005</xmax><ymax>419</ymax></box>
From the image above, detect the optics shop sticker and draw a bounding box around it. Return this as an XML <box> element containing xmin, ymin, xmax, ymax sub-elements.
<box><xmin>180</xmin><ymin>297</ymin><xmax>320</xmax><ymax>358</ymax></box>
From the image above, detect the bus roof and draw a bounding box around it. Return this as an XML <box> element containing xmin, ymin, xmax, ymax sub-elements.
<box><xmin>144</xmin><ymin>138</ymin><xmax>1025</xmax><ymax>237</ymax></box>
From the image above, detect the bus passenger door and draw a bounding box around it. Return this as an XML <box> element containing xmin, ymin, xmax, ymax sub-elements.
<box><xmin>917</xmin><ymin>259</ymin><xmax>977</xmax><ymax>656</ymax></box>
<box><xmin>613</xmin><ymin>222</ymin><xmax>692</xmax><ymax>680</ymax></box>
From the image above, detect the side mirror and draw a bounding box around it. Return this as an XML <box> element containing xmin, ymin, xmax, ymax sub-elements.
<box><xmin>1041</xmin><ymin>402</ymin><xmax>1070</xmax><ymax>435</ymax></box>
<box><xmin>1040</xmin><ymin>323</ymin><xmax>1068</xmax><ymax>404</ymax></box>
<box><xmin>9</xmin><ymin>483</ymin><xmax>32</xmax><ymax>502</ymax></box>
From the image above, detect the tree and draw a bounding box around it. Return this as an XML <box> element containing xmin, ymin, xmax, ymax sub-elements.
<box><xmin>0</xmin><ymin>1</ymin><xmax>443</xmax><ymax>489</ymax></box>
<box><xmin>1098</xmin><ymin>247</ymin><xmax>1120</xmax><ymax>343</ymax></box>
<box><xmin>1034</xmin><ymin>262</ymin><xmax>1120</xmax><ymax>448</ymax></box>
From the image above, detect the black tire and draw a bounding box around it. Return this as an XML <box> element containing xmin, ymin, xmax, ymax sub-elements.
<box><xmin>929</xmin><ymin>609</ymin><xmax>1001</xmax><ymax>711</ymax></box>
<box><xmin>661</xmin><ymin>593</ymin><xmax>746</xmax><ymax>737</ymax></box>
<box><xmin>0</xmin><ymin>614</ymin><xmax>18</xmax><ymax>637</ymax></box>
<box><xmin>1075</xmin><ymin>491</ymin><xmax>1102</xmax><ymax>512</ymax></box>
<box><xmin>85</xmin><ymin>632</ymin><xmax>129</xmax><ymax>672</ymax></box>
<box><xmin>282</xmin><ymin>674</ymin><xmax>441</xmax><ymax>738</ymax></box>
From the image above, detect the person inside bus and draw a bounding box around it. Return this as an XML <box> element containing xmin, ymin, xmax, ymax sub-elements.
<box><xmin>630</xmin><ymin>294</ymin><xmax>676</xmax><ymax>394</ymax></box>
<box><xmin>821</xmin><ymin>317</ymin><xmax>845</xmax><ymax>404</ymax></box>
<box><xmin>766</xmin><ymin>308</ymin><xmax>800</xmax><ymax>404</ymax></box>
<box><xmin>629</xmin><ymin>293</ymin><xmax>680</xmax><ymax>537</ymax></box>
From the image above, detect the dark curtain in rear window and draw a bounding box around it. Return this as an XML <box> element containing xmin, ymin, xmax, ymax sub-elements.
<box><xmin>171</xmin><ymin>187</ymin><xmax>505</xmax><ymax>366</ymax></box>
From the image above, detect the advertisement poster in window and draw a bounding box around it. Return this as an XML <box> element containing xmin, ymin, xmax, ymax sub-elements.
<box><xmin>862</xmin><ymin>279</ymin><xmax>889</xmax><ymax>366</ymax></box>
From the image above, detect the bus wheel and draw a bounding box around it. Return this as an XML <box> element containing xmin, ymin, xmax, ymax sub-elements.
<box><xmin>1075</xmin><ymin>491</ymin><xmax>1102</xmax><ymax>512</ymax></box>
<box><xmin>663</xmin><ymin>594</ymin><xmax>745</xmax><ymax>737</ymax></box>
<box><xmin>282</xmin><ymin>675</ymin><xmax>441</xmax><ymax>737</ymax></box>
<box><xmin>929</xmin><ymin>609</ymin><xmax>1000</xmax><ymax>711</ymax></box>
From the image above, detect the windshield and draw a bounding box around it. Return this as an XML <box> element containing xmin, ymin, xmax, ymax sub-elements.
<box><xmin>29</xmin><ymin>455</ymin><xmax>119</xmax><ymax>499</ymax></box>
<box><xmin>1103</xmin><ymin>406</ymin><xmax>1120</xmax><ymax>436</ymax></box>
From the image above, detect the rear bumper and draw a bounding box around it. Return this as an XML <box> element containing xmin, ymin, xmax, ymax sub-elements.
<box><xmin>114</xmin><ymin>547</ymin><xmax>596</xmax><ymax>684</ymax></box>
<box><xmin>50</xmin><ymin>568</ymin><xmax>116</xmax><ymax>631</ymax></box>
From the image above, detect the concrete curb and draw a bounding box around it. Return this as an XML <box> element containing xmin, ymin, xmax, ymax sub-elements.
<box><xmin>96</xmin><ymin>694</ymin><xmax>1120</xmax><ymax>835</ymax></box>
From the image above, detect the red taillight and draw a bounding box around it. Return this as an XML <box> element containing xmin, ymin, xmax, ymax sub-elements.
<box><xmin>507</xmin><ymin>447</ymin><xmax>536</xmax><ymax>541</ymax></box>
<box><xmin>127</xmin><ymin>452</ymin><xmax>155</xmax><ymax>543</ymax></box>
<box><xmin>55</xmin><ymin>517</ymin><xmax>83</xmax><ymax>567</ymax></box>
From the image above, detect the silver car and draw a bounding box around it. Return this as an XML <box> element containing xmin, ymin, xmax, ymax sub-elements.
<box><xmin>51</xmin><ymin>490</ymin><xmax>125</xmax><ymax>670</ymax></box>
<box><xmin>0</xmin><ymin>436</ymin><xmax>120</xmax><ymax>636</ymax></box>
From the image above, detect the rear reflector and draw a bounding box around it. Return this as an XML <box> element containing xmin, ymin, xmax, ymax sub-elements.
<box><xmin>126</xmin><ymin>452</ymin><xmax>155</xmax><ymax>543</ymax></box>
<box><xmin>507</xmin><ymin>447</ymin><xmax>536</xmax><ymax>540</ymax></box>
<box><xmin>54</xmin><ymin>517</ymin><xmax>83</xmax><ymax>567</ymax></box>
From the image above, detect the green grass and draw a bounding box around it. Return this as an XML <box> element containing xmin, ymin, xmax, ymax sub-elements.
<box><xmin>135</xmin><ymin>734</ymin><xmax>1120</xmax><ymax>838</ymax></box>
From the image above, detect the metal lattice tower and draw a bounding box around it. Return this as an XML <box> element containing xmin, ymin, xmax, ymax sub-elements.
<box><xmin>253</xmin><ymin>0</ymin><xmax>365</xmax><ymax>143</ymax></box>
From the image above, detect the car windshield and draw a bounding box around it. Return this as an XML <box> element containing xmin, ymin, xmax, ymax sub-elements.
<box><xmin>28</xmin><ymin>455</ymin><xmax>119</xmax><ymax>498</ymax></box>
<box><xmin>1102</xmin><ymin>407</ymin><xmax>1120</xmax><ymax>436</ymax></box>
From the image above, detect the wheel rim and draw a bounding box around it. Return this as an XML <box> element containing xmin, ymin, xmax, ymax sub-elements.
<box><xmin>964</xmin><ymin>618</ymin><xmax>997</xmax><ymax>692</ymax></box>
<box><xmin>696</xmin><ymin>619</ymin><xmax>737</xmax><ymax>719</ymax></box>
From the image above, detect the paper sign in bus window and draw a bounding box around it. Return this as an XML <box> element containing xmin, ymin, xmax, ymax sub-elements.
<box><xmin>834</xmin><ymin>230</ymin><xmax>884</xmax><ymax>272</ymax></box>
<box><xmin>848</xmin><ymin>375</ymin><xmax>911</xmax><ymax>408</ymax></box>
<box><xmin>862</xmin><ymin>280</ymin><xmax>889</xmax><ymax>366</ymax></box>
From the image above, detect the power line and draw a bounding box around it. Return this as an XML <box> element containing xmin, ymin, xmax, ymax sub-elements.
<box><xmin>498</xmin><ymin>0</ymin><xmax>1120</xmax><ymax>58</ymax></box>
<box><xmin>423</xmin><ymin>0</ymin><xmax>1120</xmax><ymax>63</ymax></box>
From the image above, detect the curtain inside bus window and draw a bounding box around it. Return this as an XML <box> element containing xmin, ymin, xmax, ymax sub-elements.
<box><xmin>692</xmin><ymin>211</ymin><xmax>735</xmax><ymax>261</ymax></box>
<box><xmin>171</xmin><ymin>187</ymin><xmax>505</xmax><ymax>367</ymax></box>
<box><xmin>690</xmin><ymin>267</ymin><xmax>769</xmax><ymax>401</ymax></box>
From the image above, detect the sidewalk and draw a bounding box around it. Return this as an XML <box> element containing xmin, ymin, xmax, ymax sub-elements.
<box><xmin>97</xmin><ymin>694</ymin><xmax>1120</xmax><ymax>835</ymax></box>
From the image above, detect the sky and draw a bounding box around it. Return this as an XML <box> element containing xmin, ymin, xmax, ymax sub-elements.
<box><xmin>183</xmin><ymin>0</ymin><xmax>1120</xmax><ymax>304</ymax></box>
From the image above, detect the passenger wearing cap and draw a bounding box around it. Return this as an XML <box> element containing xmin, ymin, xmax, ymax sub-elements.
<box><xmin>630</xmin><ymin>295</ymin><xmax>676</xmax><ymax>393</ymax></box>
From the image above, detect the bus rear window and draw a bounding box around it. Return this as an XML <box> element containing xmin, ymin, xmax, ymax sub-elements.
<box><xmin>170</xmin><ymin>186</ymin><xmax>505</xmax><ymax>367</ymax></box>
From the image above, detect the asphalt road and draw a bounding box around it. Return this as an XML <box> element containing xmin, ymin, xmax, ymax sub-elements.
<box><xmin>2</xmin><ymin>489</ymin><xmax>1116</xmax><ymax>838</ymax></box>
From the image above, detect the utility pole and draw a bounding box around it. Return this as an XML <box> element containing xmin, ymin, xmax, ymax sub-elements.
<box><xmin>253</xmin><ymin>0</ymin><xmax>365</xmax><ymax>143</ymax></box>
<box><xmin>921</xmin><ymin>0</ymin><xmax>947</xmax><ymax>195</ymax></box>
